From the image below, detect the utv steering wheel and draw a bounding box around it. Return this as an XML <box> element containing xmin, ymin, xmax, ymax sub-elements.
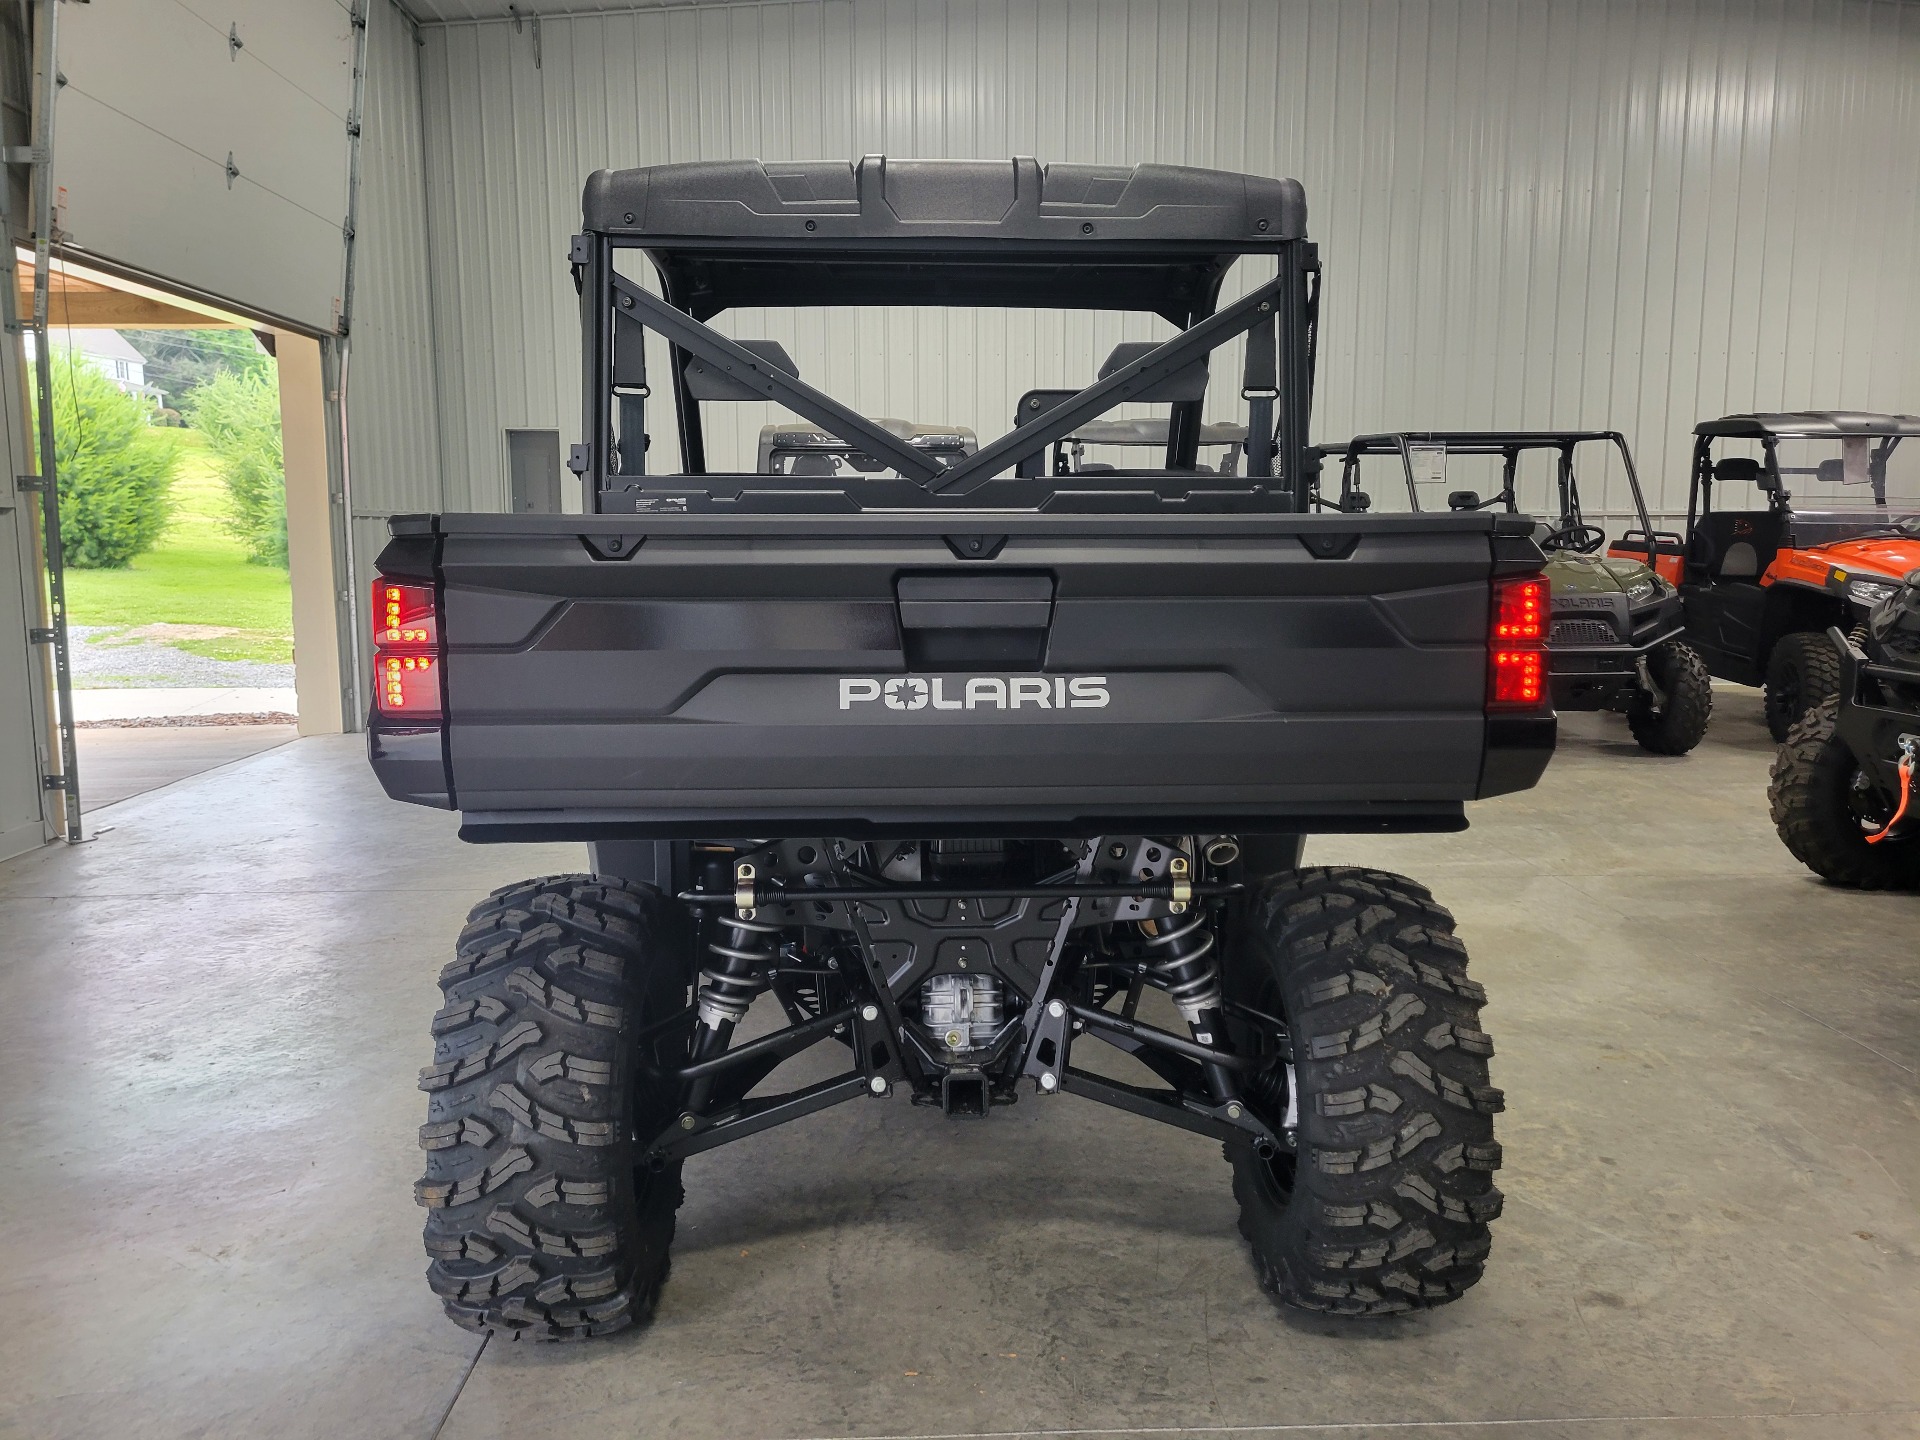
<box><xmin>1540</xmin><ymin>523</ymin><xmax>1608</xmax><ymax>554</ymax></box>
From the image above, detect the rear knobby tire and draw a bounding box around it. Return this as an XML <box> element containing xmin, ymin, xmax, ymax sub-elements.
<box><xmin>1226</xmin><ymin>867</ymin><xmax>1504</xmax><ymax>1317</ymax></box>
<box><xmin>1627</xmin><ymin>639</ymin><xmax>1713</xmax><ymax>755</ymax></box>
<box><xmin>1768</xmin><ymin>698</ymin><xmax>1920</xmax><ymax>890</ymax></box>
<box><xmin>415</xmin><ymin>875</ymin><xmax>692</xmax><ymax>1339</ymax></box>
<box><xmin>1764</xmin><ymin>631</ymin><xmax>1843</xmax><ymax>743</ymax></box>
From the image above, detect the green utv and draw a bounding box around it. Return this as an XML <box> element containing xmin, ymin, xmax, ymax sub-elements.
<box><xmin>1319</xmin><ymin>431</ymin><xmax>1713</xmax><ymax>755</ymax></box>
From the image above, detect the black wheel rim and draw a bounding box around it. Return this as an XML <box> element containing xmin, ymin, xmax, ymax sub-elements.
<box><xmin>1774</xmin><ymin>663</ymin><xmax>1801</xmax><ymax>723</ymax></box>
<box><xmin>1846</xmin><ymin>766</ymin><xmax>1897</xmax><ymax>837</ymax></box>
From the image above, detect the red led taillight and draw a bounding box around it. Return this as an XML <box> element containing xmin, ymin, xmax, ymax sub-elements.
<box><xmin>1492</xmin><ymin>577</ymin><xmax>1547</xmax><ymax>641</ymax></box>
<box><xmin>372</xmin><ymin>579</ymin><xmax>442</xmax><ymax>720</ymax></box>
<box><xmin>1490</xmin><ymin>648</ymin><xmax>1546</xmax><ymax>705</ymax></box>
<box><xmin>1488</xmin><ymin>576</ymin><xmax>1550</xmax><ymax>710</ymax></box>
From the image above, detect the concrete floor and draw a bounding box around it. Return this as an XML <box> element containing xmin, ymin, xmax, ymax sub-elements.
<box><xmin>75</xmin><ymin>724</ymin><xmax>298</xmax><ymax>812</ymax></box>
<box><xmin>0</xmin><ymin>694</ymin><xmax>1915</xmax><ymax>1440</ymax></box>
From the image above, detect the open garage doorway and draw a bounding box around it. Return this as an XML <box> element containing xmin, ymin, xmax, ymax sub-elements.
<box><xmin>24</xmin><ymin>254</ymin><xmax>344</xmax><ymax>816</ymax></box>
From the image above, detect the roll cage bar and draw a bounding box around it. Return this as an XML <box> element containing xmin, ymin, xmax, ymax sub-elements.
<box><xmin>1315</xmin><ymin>430</ymin><xmax>1655</xmax><ymax>539</ymax></box>
<box><xmin>566</xmin><ymin>157</ymin><xmax>1321</xmax><ymax>511</ymax></box>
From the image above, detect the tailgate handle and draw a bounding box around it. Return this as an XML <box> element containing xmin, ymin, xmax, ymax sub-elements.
<box><xmin>896</xmin><ymin>575</ymin><xmax>1053</xmax><ymax>630</ymax></box>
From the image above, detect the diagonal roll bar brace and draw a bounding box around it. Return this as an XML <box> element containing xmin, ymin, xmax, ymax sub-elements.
<box><xmin>928</xmin><ymin>274</ymin><xmax>1289</xmax><ymax>496</ymax></box>
<box><xmin>609</xmin><ymin>275</ymin><xmax>945</xmax><ymax>485</ymax></box>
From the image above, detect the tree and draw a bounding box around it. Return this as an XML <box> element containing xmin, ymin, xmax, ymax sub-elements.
<box><xmin>119</xmin><ymin>328</ymin><xmax>269</xmax><ymax>406</ymax></box>
<box><xmin>186</xmin><ymin>368</ymin><xmax>286</xmax><ymax>566</ymax></box>
<box><xmin>49</xmin><ymin>351</ymin><xmax>179</xmax><ymax>568</ymax></box>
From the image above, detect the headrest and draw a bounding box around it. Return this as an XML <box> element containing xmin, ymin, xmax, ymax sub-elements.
<box><xmin>684</xmin><ymin>340</ymin><xmax>799</xmax><ymax>400</ymax></box>
<box><xmin>1097</xmin><ymin>341</ymin><xmax>1209</xmax><ymax>403</ymax></box>
<box><xmin>1713</xmin><ymin>456</ymin><xmax>1763</xmax><ymax>484</ymax></box>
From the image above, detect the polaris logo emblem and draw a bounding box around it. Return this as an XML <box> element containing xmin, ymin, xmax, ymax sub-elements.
<box><xmin>839</xmin><ymin>676</ymin><xmax>1109</xmax><ymax>711</ymax></box>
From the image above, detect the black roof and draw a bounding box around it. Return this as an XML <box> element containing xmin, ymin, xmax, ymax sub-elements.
<box><xmin>1697</xmin><ymin>411</ymin><xmax>1920</xmax><ymax>439</ymax></box>
<box><xmin>581</xmin><ymin>156</ymin><xmax>1307</xmax><ymax>320</ymax></box>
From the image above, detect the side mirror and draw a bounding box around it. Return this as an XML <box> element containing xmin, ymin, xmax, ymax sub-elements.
<box><xmin>1816</xmin><ymin>458</ymin><xmax>1845</xmax><ymax>484</ymax></box>
<box><xmin>1447</xmin><ymin>490</ymin><xmax>1481</xmax><ymax>512</ymax></box>
<box><xmin>1343</xmin><ymin>489</ymin><xmax>1372</xmax><ymax>513</ymax></box>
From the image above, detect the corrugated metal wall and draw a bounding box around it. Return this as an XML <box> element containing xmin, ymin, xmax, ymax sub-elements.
<box><xmin>351</xmin><ymin>0</ymin><xmax>444</xmax><ymax>636</ymax></box>
<box><xmin>380</xmin><ymin>0</ymin><xmax>1920</xmax><ymax>524</ymax></box>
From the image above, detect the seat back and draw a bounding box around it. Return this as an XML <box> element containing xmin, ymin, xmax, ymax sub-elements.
<box><xmin>1693</xmin><ymin>508</ymin><xmax>1784</xmax><ymax>582</ymax></box>
<box><xmin>683</xmin><ymin>340</ymin><xmax>799</xmax><ymax>400</ymax></box>
<box><xmin>1096</xmin><ymin>342</ymin><xmax>1210</xmax><ymax>402</ymax></box>
<box><xmin>1013</xmin><ymin>389</ymin><xmax>1078</xmax><ymax>478</ymax></box>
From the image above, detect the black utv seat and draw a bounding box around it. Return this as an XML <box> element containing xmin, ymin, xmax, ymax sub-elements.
<box><xmin>1014</xmin><ymin>343</ymin><xmax>1214</xmax><ymax>478</ymax></box>
<box><xmin>1693</xmin><ymin>509</ymin><xmax>1784</xmax><ymax>581</ymax></box>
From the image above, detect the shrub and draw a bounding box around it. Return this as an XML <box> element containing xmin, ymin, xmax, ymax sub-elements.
<box><xmin>186</xmin><ymin>368</ymin><xmax>286</xmax><ymax>566</ymax></box>
<box><xmin>49</xmin><ymin>351</ymin><xmax>179</xmax><ymax>568</ymax></box>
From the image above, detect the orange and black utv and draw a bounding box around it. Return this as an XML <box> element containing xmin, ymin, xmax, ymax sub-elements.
<box><xmin>1656</xmin><ymin>412</ymin><xmax>1920</xmax><ymax>740</ymax></box>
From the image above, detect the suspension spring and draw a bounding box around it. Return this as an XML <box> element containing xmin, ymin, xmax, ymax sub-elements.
<box><xmin>1848</xmin><ymin>623</ymin><xmax>1870</xmax><ymax>649</ymax></box>
<box><xmin>698</xmin><ymin>913</ymin><xmax>780</xmax><ymax>1030</ymax></box>
<box><xmin>1138</xmin><ymin>911</ymin><xmax>1222</xmax><ymax>1025</ymax></box>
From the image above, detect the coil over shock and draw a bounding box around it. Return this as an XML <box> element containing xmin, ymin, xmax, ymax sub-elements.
<box><xmin>698</xmin><ymin>913</ymin><xmax>779</xmax><ymax>1031</ymax></box>
<box><xmin>684</xmin><ymin>910</ymin><xmax>780</xmax><ymax>1114</ymax></box>
<box><xmin>1138</xmin><ymin>911</ymin><xmax>1222</xmax><ymax>1025</ymax></box>
<box><xmin>1138</xmin><ymin>908</ymin><xmax>1241</xmax><ymax>1105</ymax></box>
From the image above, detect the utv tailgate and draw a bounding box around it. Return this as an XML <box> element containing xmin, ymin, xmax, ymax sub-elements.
<box><xmin>372</xmin><ymin>512</ymin><xmax>1550</xmax><ymax>837</ymax></box>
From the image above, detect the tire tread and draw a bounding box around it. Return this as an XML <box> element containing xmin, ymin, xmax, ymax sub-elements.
<box><xmin>1230</xmin><ymin>866</ymin><xmax>1502</xmax><ymax>1318</ymax></box>
<box><xmin>416</xmin><ymin>874</ymin><xmax>688</xmax><ymax>1340</ymax></box>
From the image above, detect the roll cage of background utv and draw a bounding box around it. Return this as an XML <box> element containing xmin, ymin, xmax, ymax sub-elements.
<box><xmin>1317</xmin><ymin>429</ymin><xmax>1646</xmax><ymax>528</ymax></box>
<box><xmin>1309</xmin><ymin>430</ymin><xmax>1711</xmax><ymax>754</ymax></box>
<box><xmin>1679</xmin><ymin>412</ymin><xmax>1920</xmax><ymax>738</ymax></box>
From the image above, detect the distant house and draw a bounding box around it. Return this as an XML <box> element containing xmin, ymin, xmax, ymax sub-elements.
<box><xmin>22</xmin><ymin>328</ymin><xmax>166</xmax><ymax>407</ymax></box>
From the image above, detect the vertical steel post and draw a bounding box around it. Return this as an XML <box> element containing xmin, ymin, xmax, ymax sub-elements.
<box><xmin>1278</xmin><ymin>242</ymin><xmax>1319</xmax><ymax>513</ymax></box>
<box><xmin>25</xmin><ymin>0</ymin><xmax>78</xmax><ymax>840</ymax></box>
<box><xmin>572</xmin><ymin>233</ymin><xmax>611</xmax><ymax>512</ymax></box>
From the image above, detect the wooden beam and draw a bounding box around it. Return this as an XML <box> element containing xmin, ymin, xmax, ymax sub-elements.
<box><xmin>16</xmin><ymin>278</ymin><xmax>240</xmax><ymax>328</ymax></box>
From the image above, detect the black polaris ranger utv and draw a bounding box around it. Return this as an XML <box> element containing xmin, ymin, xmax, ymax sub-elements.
<box><xmin>370</xmin><ymin>157</ymin><xmax>1555</xmax><ymax>1339</ymax></box>
<box><xmin>1768</xmin><ymin>571</ymin><xmax>1920</xmax><ymax>888</ymax></box>
<box><xmin>1318</xmin><ymin>431</ymin><xmax>1712</xmax><ymax>754</ymax></box>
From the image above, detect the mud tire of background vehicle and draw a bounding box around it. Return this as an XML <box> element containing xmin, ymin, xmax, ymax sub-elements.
<box><xmin>1764</xmin><ymin>631</ymin><xmax>1845</xmax><ymax>743</ymax></box>
<box><xmin>1226</xmin><ymin>866</ymin><xmax>1504</xmax><ymax>1318</ymax></box>
<box><xmin>1768</xmin><ymin>698</ymin><xmax>1920</xmax><ymax>890</ymax></box>
<box><xmin>415</xmin><ymin>875</ymin><xmax>692</xmax><ymax>1340</ymax></box>
<box><xmin>1627</xmin><ymin>639</ymin><xmax>1714</xmax><ymax>755</ymax></box>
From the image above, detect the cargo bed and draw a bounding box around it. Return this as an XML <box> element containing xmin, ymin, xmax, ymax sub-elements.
<box><xmin>369</xmin><ymin>509</ymin><xmax>1552</xmax><ymax>838</ymax></box>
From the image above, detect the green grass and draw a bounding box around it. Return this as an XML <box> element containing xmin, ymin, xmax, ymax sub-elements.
<box><xmin>63</xmin><ymin>431</ymin><xmax>293</xmax><ymax>664</ymax></box>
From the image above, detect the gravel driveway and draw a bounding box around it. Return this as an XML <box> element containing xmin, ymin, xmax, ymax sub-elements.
<box><xmin>68</xmin><ymin>625</ymin><xmax>297</xmax><ymax>689</ymax></box>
